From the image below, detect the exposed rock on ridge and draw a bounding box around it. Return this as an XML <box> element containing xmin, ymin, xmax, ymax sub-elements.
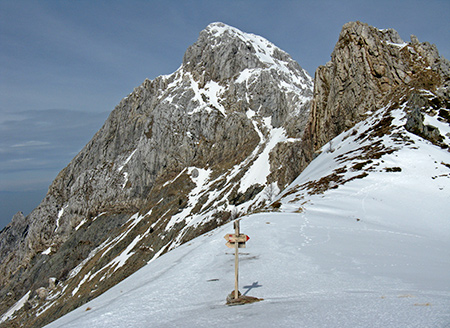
<box><xmin>306</xmin><ymin>21</ymin><xmax>450</xmax><ymax>153</ymax></box>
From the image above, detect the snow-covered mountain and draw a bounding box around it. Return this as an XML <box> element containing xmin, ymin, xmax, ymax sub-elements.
<box><xmin>0</xmin><ymin>22</ymin><xmax>313</xmax><ymax>327</ymax></box>
<box><xmin>1</xmin><ymin>21</ymin><xmax>449</xmax><ymax>327</ymax></box>
<box><xmin>43</xmin><ymin>100</ymin><xmax>450</xmax><ymax>327</ymax></box>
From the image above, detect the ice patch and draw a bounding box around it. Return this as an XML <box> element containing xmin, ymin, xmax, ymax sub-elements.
<box><xmin>118</xmin><ymin>149</ymin><xmax>137</xmax><ymax>172</ymax></box>
<box><xmin>54</xmin><ymin>205</ymin><xmax>68</xmax><ymax>232</ymax></box>
<box><xmin>107</xmin><ymin>233</ymin><xmax>145</xmax><ymax>272</ymax></box>
<box><xmin>204</xmin><ymin>80</ymin><xmax>226</xmax><ymax>116</ymax></box>
<box><xmin>72</xmin><ymin>272</ymin><xmax>92</xmax><ymax>297</ymax></box>
<box><xmin>0</xmin><ymin>291</ymin><xmax>31</xmax><ymax>323</ymax></box>
<box><xmin>163</xmin><ymin>168</ymin><xmax>187</xmax><ymax>187</ymax></box>
<box><xmin>424</xmin><ymin>113</ymin><xmax>450</xmax><ymax>146</ymax></box>
<box><xmin>41</xmin><ymin>247</ymin><xmax>52</xmax><ymax>255</ymax></box>
<box><xmin>385</xmin><ymin>40</ymin><xmax>408</xmax><ymax>49</ymax></box>
<box><xmin>239</xmin><ymin>125</ymin><xmax>288</xmax><ymax>193</ymax></box>
<box><xmin>165</xmin><ymin>168</ymin><xmax>212</xmax><ymax>231</ymax></box>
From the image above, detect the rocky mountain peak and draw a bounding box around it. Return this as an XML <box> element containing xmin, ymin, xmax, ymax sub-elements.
<box><xmin>0</xmin><ymin>22</ymin><xmax>314</xmax><ymax>327</ymax></box>
<box><xmin>183</xmin><ymin>22</ymin><xmax>311</xmax><ymax>89</ymax></box>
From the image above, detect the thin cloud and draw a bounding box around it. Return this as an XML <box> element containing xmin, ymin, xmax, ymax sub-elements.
<box><xmin>11</xmin><ymin>141</ymin><xmax>51</xmax><ymax>148</ymax></box>
<box><xmin>0</xmin><ymin>108</ymin><xmax>107</xmax><ymax>227</ymax></box>
<box><xmin>0</xmin><ymin>109</ymin><xmax>108</xmax><ymax>190</ymax></box>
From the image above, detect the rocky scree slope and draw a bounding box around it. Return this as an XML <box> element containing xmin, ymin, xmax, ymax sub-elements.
<box><xmin>0</xmin><ymin>22</ymin><xmax>313</xmax><ymax>327</ymax></box>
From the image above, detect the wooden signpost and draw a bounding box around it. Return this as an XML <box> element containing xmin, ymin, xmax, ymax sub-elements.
<box><xmin>224</xmin><ymin>220</ymin><xmax>250</xmax><ymax>300</ymax></box>
<box><xmin>224</xmin><ymin>220</ymin><xmax>262</xmax><ymax>305</ymax></box>
<box><xmin>224</xmin><ymin>219</ymin><xmax>264</xmax><ymax>306</ymax></box>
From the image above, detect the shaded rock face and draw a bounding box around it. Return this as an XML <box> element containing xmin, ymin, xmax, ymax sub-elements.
<box><xmin>405</xmin><ymin>92</ymin><xmax>450</xmax><ymax>149</ymax></box>
<box><xmin>306</xmin><ymin>21</ymin><xmax>450</xmax><ymax>153</ymax></box>
<box><xmin>0</xmin><ymin>212</ymin><xmax>30</xmax><ymax>271</ymax></box>
<box><xmin>0</xmin><ymin>22</ymin><xmax>312</xmax><ymax>327</ymax></box>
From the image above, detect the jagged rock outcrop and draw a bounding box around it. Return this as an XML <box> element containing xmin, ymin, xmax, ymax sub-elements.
<box><xmin>306</xmin><ymin>21</ymin><xmax>450</xmax><ymax>153</ymax></box>
<box><xmin>405</xmin><ymin>92</ymin><xmax>450</xmax><ymax>148</ymax></box>
<box><xmin>0</xmin><ymin>212</ymin><xmax>29</xmax><ymax>270</ymax></box>
<box><xmin>0</xmin><ymin>22</ymin><xmax>312</xmax><ymax>327</ymax></box>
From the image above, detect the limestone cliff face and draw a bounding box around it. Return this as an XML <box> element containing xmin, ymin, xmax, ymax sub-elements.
<box><xmin>306</xmin><ymin>21</ymin><xmax>450</xmax><ymax>153</ymax></box>
<box><xmin>0</xmin><ymin>22</ymin><xmax>312</xmax><ymax>327</ymax></box>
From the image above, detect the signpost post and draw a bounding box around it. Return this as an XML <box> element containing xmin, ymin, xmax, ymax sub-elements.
<box><xmin>224</xmin><ymin>220</ymin><xmax>262</xmax><ymax>305</ymax></box>
<box><xmin>224</xmin><ymin>220</ymin><xmax>250</xmax><ymax>301</ymax></box>
<box><xmin>233</xmin><ymin>220</ymin><xmax>239</xmax><ymax>300</ymax></box>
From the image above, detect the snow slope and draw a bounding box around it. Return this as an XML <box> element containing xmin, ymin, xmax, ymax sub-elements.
<box><xmin>43</xmin><ymin>213</ymin><xmax>450</xmax><ymax>328</ymax></box>
<box><xmin>44</xmin><ymin>105</ymin><xmax>450</xmax><ymax>328</ymax></box>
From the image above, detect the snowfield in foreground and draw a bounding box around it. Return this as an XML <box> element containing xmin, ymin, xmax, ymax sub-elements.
<box><xmin>46</xmin><ymin>160</ymin><xmax>450</xmax><ymax>326</ymax></box>
<box><xmin>44</xmin><ymin>212</ymin><xmax>449</xmax><ymax>328</ymax></box>
<box><xmin>45</xmin><ymin>105</ymin><xmax>450</xmax><ymax>327</ymax></box>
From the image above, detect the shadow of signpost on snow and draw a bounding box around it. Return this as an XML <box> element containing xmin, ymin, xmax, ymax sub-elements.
<box><xmin>243</xmin><ymin>281</ymin><xmax>262</xmax><ymax>296</ymax></box>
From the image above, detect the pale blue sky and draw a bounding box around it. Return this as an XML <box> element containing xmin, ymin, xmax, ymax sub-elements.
<box><xmin>1</xmin><ymin>0</ymin><xmax>449</xmax><ymax>228</ymax></box>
